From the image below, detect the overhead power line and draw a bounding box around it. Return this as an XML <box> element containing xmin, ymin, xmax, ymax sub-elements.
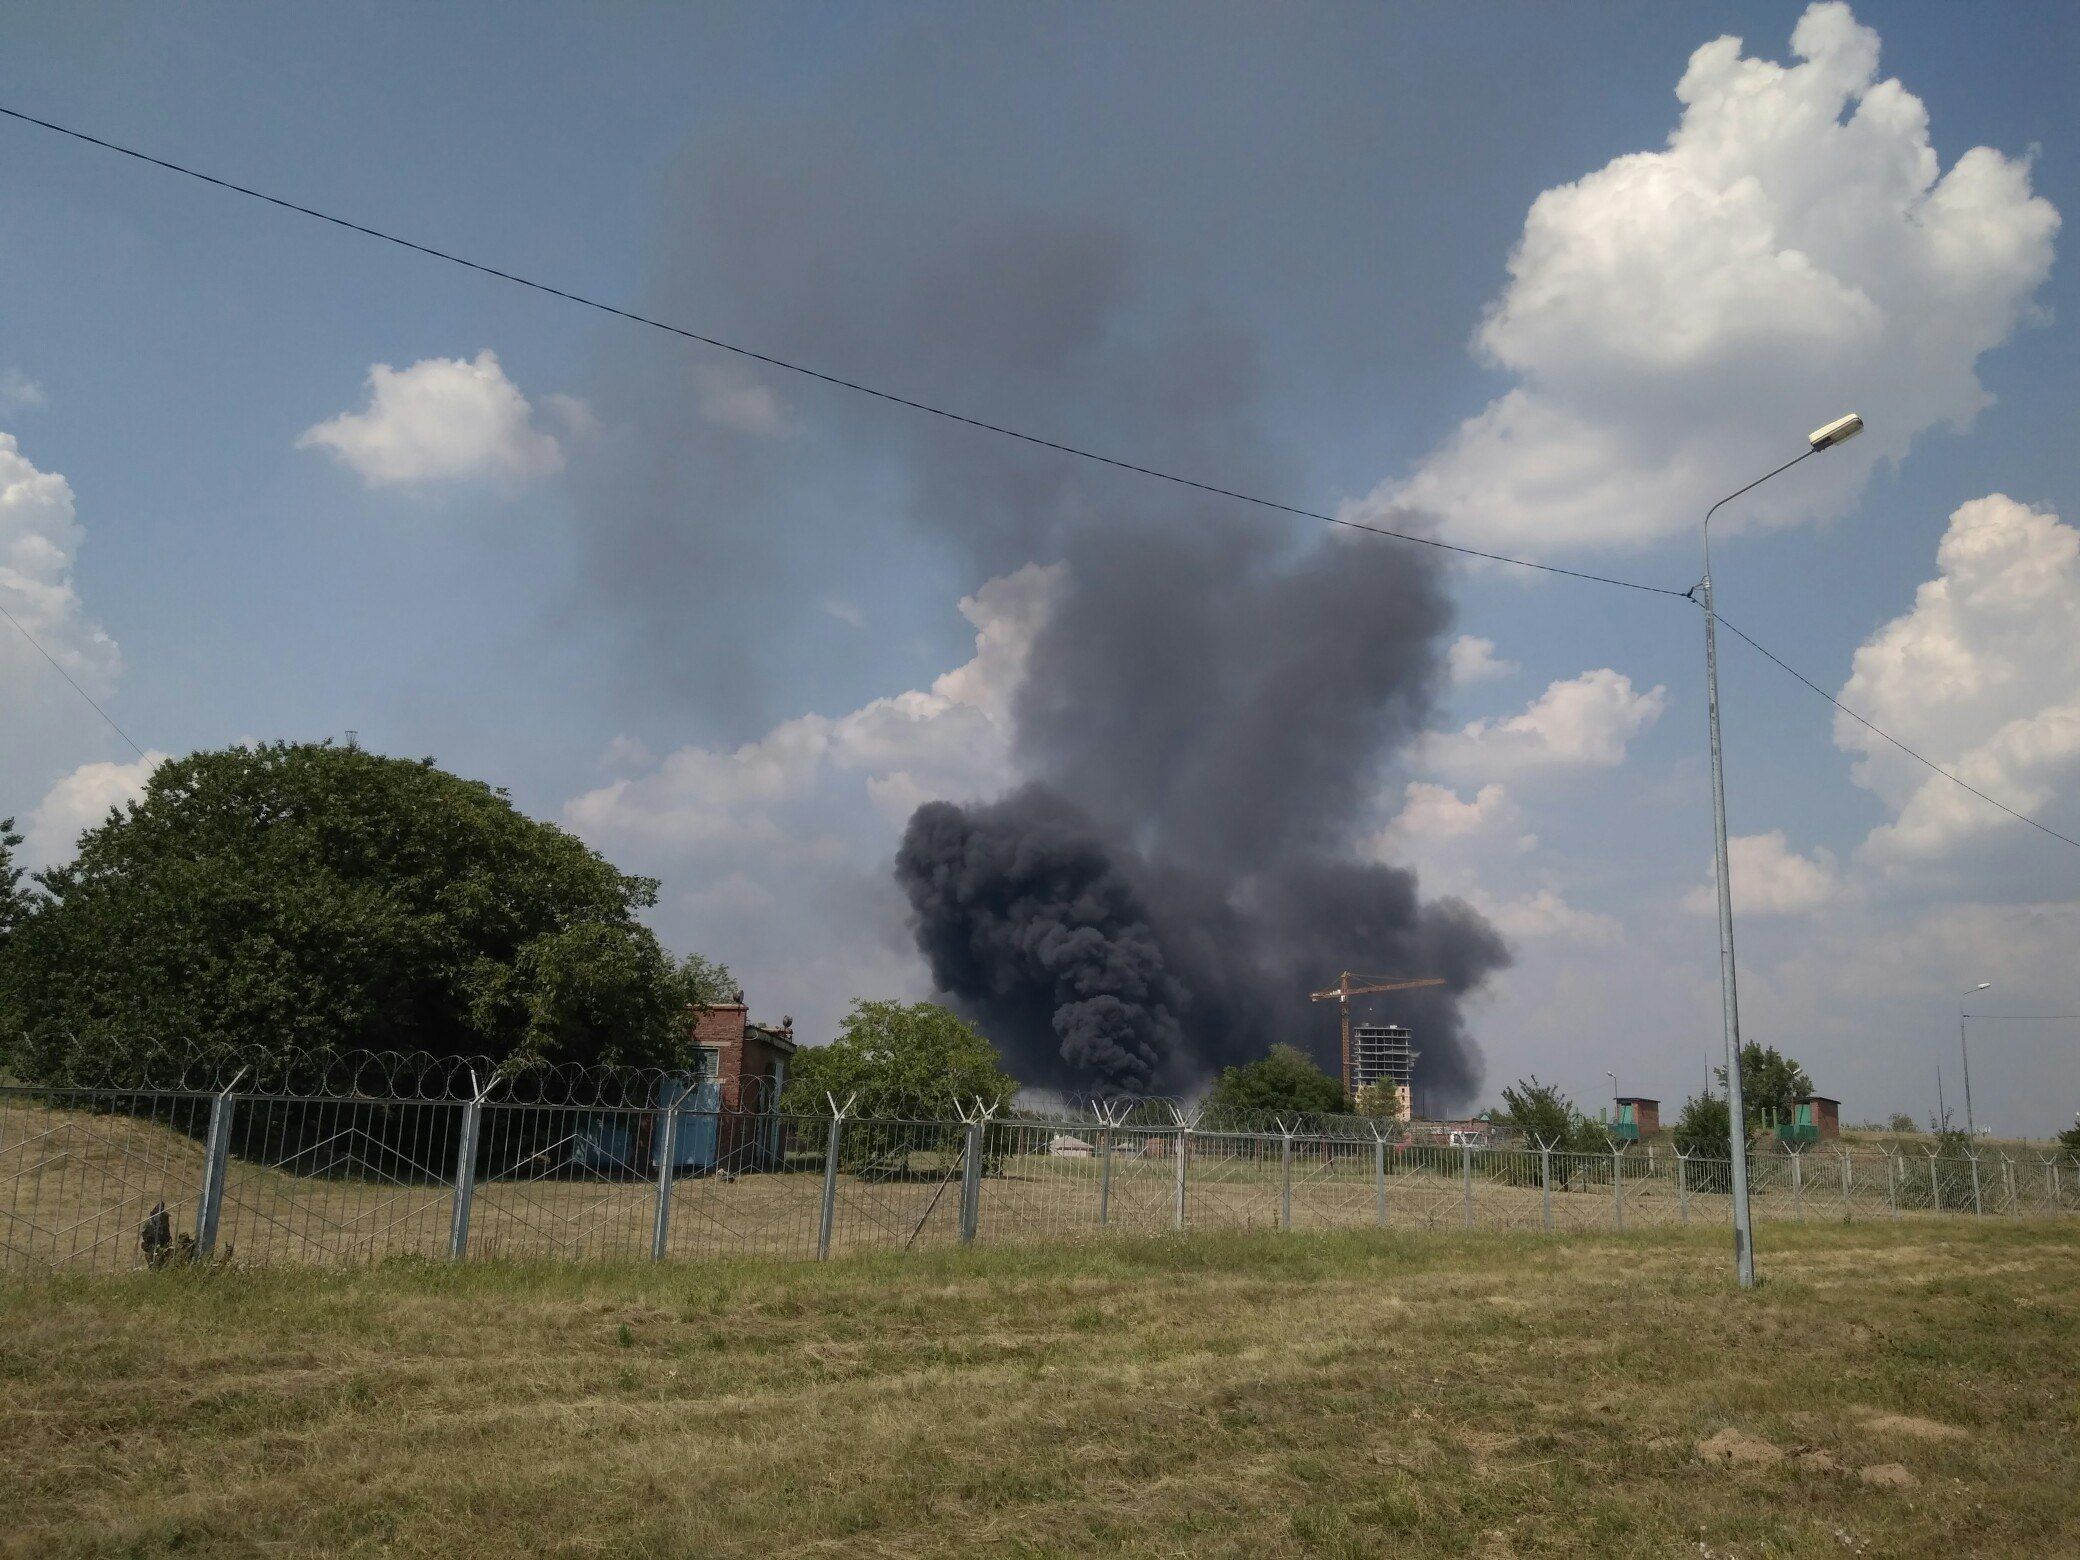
<box><xmin>1714</xmin><ymin>613</ymin><xmax>2080</xmax><ymax>852</ymax></box>
<box><xmin>0</xmin><ymin>103</ymin><xmax>1687</xmax><ymax>599</ymax></box>
<box><xmin>4</xmin><ymin>103</ymin><xmax>2075</xmax><ymax>855</ymax></box>
<box><xmin>0</xmin><ymin>598</ymin><xmax>148</xmax><ymax>759</ymax></box>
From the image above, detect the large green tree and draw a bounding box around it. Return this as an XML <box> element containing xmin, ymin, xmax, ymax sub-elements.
<box><xmin>1205</xmin><ymin>1044</ymin><xmax>1350</xmax><ymax>1120</ymax></box>
<box><xmin>782</xmin><ymin>1000</ymin><xmax>1017</xmax><ymax>1119</ymax></box>
<box><xmin>0</xmin><ymin>817</ymin><xmax>27</xmax><ymax>947</ymax></box>
<box><xmin>1670</xmin><ymin>1092</ymin><xmax>1734</xmax><ymax>1156</ymax></box>
<box><xmin>0</xmin><ymin>743</ymin><xmax>700</xmax><ymax>1080</ymax></box>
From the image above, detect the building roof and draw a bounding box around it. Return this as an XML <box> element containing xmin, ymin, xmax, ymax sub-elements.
<box><xmin>1615</xmin><ymin>1095</ymin><xmax>1659</xmax><ymax>1105</ymax></box>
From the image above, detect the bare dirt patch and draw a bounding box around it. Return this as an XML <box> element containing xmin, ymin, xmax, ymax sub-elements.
<box><xmin>1857</xmin><ymin>1410</ymin><xmax>1966</xmax><ymax>1442</ymax></box>
<box><xmin>1697</xmin><ymin>1428</ymin><xmax>1785</xmax><ymax>1467</ymax></box>
<box><xmin>1859</xmin><ymin>1462</ymin><xmax>1919</xmax><ymax>1489</ymax></box>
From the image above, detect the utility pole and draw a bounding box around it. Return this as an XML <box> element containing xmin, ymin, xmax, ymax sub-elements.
<box><xmin>1696</xmin><ymin>411</ymin><xmax>1863</xmax><ymax>1291</ymax></box>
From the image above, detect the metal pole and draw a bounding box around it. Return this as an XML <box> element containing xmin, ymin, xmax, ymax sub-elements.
<box><xmin>958</xmin><ymin>1119</ymin><xmax>984</xmax><ymax>1244</ymax></box>
<box><xmin>1969</xmin><ymin>1152</ymin><xmax>1983</xmax><ymax>1218</ymax></box>
<box><xmin>1791</xmin><ymin>1151</ymin><xmax>1805</xmax><ymax>1221</ymax></box>
<box><xmin>1461</xmin><ymin>1141</ymin><xmax>1474</xmax><ymax>1229</ymax></box>
<box><xmin>1279</xmin><ymin>1133</ymin><xmax>1293</xmax><ymax>1231</ymax></box>
<box><xmin>650</xmin><ymin>1085</ymin><xmax>685</xmax><ymax>1262</ymax></box>
<box><xmin>1611</xmin><ymin>1145</ymin><xmax>1624</xmax><ymax>1231</ymax></box>
<box><xmin>2003</xmin><ymin>1156</ymin><xmax>2017</xmax><ymax>1216</ymax></box>
<box><xmin>194</xmin><ymin>1086</ymin><xmax>237</xmax><ymax>1259</ymax></box>
<box><xmin>1886</xmin><ymin>1153</ymin><xmax>1899</xmax><ymax>1220</ymax></box>
<box><xmin>1701</xmin><ymin>559</ymin><xmax>1758</xmax><ymax>1287</ymax></box>
<box><xmin>1539</xmin><ymin>1144</ymin><xmax>1553</xmax><ymax>1233</ymax></box>
<box><xmin>1928</xmin><ymin>1152</ymin><xmax>1941</xmax><ymax>1214</ymax></box>
<box><xmin>1676</xmin><ymin>1150</ymin><xmax>1689</xmax><ymax>1223</ymax></box>
<box><xmin>448</xmin><ymin>1095</ymin><xmax>482</xmax><ymax>1261</ymax></box>
<box><xmin>817</xmin><ymin>1113</ymin><xmax>842</xmax><ymax>1260</ymax></box>
<box><xmin>1097</xmin><ymin>1128</ymin><xmax>1114</xmax><ymax>1227</ymax></box>
<box><xmin>1173</xmin><ymin>1127</ymin><xmax>1189</xmax><ymax>1231</ymax></box>
<box><xmin>1374</xmin><ymin>1135</ymin><xmax>1388</xmax><ymax>1227</ymax></box>
<box><xmin>1960</xmin><ymin>1008</ymin><xmax>1976</xmax><ymax>1140</ymax></box>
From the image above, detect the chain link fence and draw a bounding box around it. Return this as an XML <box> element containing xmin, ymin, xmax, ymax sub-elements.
<box><xmin>5</xmin><ymin>1075</ymin><xmax>2076</xmax><ymax>1274</ymax></box>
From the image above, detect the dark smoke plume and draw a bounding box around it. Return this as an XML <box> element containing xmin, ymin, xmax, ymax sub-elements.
<box><xmin>576</xmin><ymin>106</ymin><xmax>1512</xmax><ymax>1108</ymax></box>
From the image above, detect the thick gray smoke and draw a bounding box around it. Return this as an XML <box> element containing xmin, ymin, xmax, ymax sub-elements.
<box><xmin>576</xmin><ymin>110</ymin><xmax>1511</xmax><ymax>1108</ymax></box>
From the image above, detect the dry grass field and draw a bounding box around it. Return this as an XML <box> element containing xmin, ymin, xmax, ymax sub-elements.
<box><xmin>3</xmin><ymin>1219</ymin><xmax>2076</xmax><ymax>1558</ymax></box>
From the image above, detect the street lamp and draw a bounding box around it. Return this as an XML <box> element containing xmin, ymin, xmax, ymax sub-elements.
<box><xmin>1961</xmin><ymin>982</ymin><xmax>1991</xmax><ymax>1137</ymax></box>
<box><xmin>1699</xmin><ymin>412</ymin><xmax>1863</xmax><ymax>1290</ymax></box>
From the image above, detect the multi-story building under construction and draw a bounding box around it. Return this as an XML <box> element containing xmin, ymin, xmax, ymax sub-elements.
<box><xmin>1352</xmin><ymin>1023</ymin><xmax>1416</xmax><ymax>1121</ymax></box>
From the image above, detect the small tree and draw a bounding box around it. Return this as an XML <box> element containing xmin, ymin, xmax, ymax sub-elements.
<box><xmin>1495</xmin><ymin>1077</ymin><xmax>1601</xmax><ymax>1153</ymax></box>
<box><xmin>1352</xmin><ymin>1078</ymin><xmax>1403</xmax><ymax>1119</ymax></box>
<box><xmin>1671</xmin><ymin>1092</ymin><xmax>1734</xmax><ymax>1156</ymax></box>
<box><xmin>1715</xmin><ymin>1042</ymin><xmax>1812</xmax><ymax>1131</ymax></box>
<box><xmin>782</xmin><ymin>999</ymin><xmax>1017</xmax><ymax>1120</ymax></box>
<box><xmin>1886</xmin><ymin>1111</ymin><xmax>1917</xmax><ymax>1134</ymax></box>
<box><xmin>1205</xmin><ymin>1044</ymin><xmax>1349</xmax><ymax>1120</ymax></box>
<box><xmin>2057</xmin><ymin>1118</ymin><xmax>2080</xmax><ymax>1159</ymax></box>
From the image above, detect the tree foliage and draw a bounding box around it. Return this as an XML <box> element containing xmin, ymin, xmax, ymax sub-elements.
<box><xmin>0</xmin><ymin>743</ymin><xmax>701</xmax><ymax>1079</ymax></box>
<box><xmin>1716</xmin><ymin>1041</ymin><xmax>1813</xmax><ymax>1129</ymax></box>
<box><xmin>782</xmin><ymin>1000</ymin><xmax>1017</xmax><ymax>1119</ymax></box>
<box><xmin>1671</xmin><ymin>1092</ymin><xmax>1734</xmax><ymax>1156</ymax></box>
<box><xmin>1494</xmin><ymin>1076</ymin><xmax>1604</xmax><ymax>1153</ymax></box>
<box><xmin>1887</xmin><ymin>1112</ymin><xmax>1918</xmax><ymax>1134</ymax></box>
<box><xmin>673</xmin><ymin>953</ymin><xmax>739</xmax><ymax>1008</ymax></box>
<box><xmin>0</xmin><ymin>817</ymin><xmax>27</xmax><ymax>947</ymax></box>
<box><xmin>1352</xmin><ymin>1078</ymin><xmax>1403</xmax><ymax>1119</ymax></box>
<box><xmin>1205</xmin><ymin>1044</ymin><xmax>1349</xmax><ymax>1119</ymax></box>
<box><xmin>2057</xmin><ymin>1119</ymin><xmax>2080</xmax><ymax>1159</ymax></box>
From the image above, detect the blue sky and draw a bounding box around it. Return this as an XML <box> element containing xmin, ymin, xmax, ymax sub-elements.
<box><xmin>4</xmin><ymin>2</ymin><xmax>2077</xmax><ymax>1133</ymax></box>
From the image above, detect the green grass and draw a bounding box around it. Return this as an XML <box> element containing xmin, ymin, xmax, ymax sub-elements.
<box><xmin>3</xmin><ymin>1221</ymin><xmax>2076</xmax><ymax>1557</ymax></box>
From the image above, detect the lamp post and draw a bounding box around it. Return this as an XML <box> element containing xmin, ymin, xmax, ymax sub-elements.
<box><xmin>1700</xmin><ymin>412</ymin><xmax>1863</xmax><ymax>1290</ymax></box>
<box><xmin>1960</xmin><ymin>982</ymin><xmax>1990</xmax><ymax>1138</ymax></box>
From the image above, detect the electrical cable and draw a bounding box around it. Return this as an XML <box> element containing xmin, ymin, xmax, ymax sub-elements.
<box><xmin>4</xmin><ymin>103</ymin><xmax>2075</xmax><ymax>854</ymax></box>
<box><xmin>0</xmin><ymin>103</ymin><xmax>1691</xmax><ymax>599</ymax></box>
<box><xmin>0</xmin><ymin>598</ymin><xmax>148</xmax><ymax>760</ymax></box>
<box><xmin>1714</xmin><ymin>611</ymin><xmax>2080</xmax><ymax>852</ymax></box>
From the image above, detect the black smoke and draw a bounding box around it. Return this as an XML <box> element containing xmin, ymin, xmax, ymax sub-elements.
<box><xmin>572</xmin><ymin>99</ymin><xmax>1513</xmax><ymax>1108</ymax></box>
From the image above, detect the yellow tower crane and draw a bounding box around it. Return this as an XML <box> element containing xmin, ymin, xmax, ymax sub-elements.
<box><xmin>1310</xmin><ymin>972</ymin><xmax>1445</xmax><ymax>1102</ymax></box>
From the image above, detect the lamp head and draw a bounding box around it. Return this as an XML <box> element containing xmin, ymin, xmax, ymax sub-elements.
<box><xmin>1808</xmin><ymin>413</ymin><xmax>1864</xmax><ymax>451</ymax></box>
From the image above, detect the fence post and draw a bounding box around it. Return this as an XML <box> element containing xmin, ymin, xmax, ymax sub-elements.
<box><xmin>1790</xmin><ymin>1151</ymin><xmax>1804</xmax><ymax>1222</ymax></box>
<box><xmin>1841</xmin><ymin>1148</ymin><xmax>1853</xmax><ymax>1215</ymax></box>
<box><xmin>650</xmin><ymin>1084</ymin><xmax>687</xmax><ymax>1262</ymax></box>
<box><xmin>1098</xmin><ymin>1128</ymin><xmax>1114</xmax><ymax>1227</ymax></box>
<box><xmin>1539</xmin><ymin>1143</ymin><xmax>1553</xmax><ymax>1233</ymax></box>
<box><xmin>1885</xmin><ymin>1153</ymin><xmax>1899</xmax><ymax>1220</ymax></box>
<box><xmin>1927</xmin><ymin>1151</ymin><xmax>1941</xmax><ymax>1214</ymax></box>
<box><xmin>1374</xmin><ymin>1132</ymin><xmax>1388</xmax><ymax>1228</ymax></box>
<box><xmin>1461</xmin><ymin>1142</ymin><xmax>1474</xmax><ymax>1229</ymax></box>
<box><xmin>958</xmin><ymin>1118</ymin><xmax>984</xmax><ymax>1245</ymax></box>
<box><xmin>447</xmin><ymin>1078</ymin><xmax>487</xmax><ymax>1262</ymax></box>
<box><xmin>2002</xmin><ymin>1155</ymin><xmax>2017</xmax><ymax>1216</ymax></box>
<box><xmin>193</xmin><ymin>1079</ymin><xmax>240</xmax><ymax>1259</ymax></box>
<box><xmin>2045</xmin><ymin>1156</ymin><xmax>2062</xmax><ymax>1216</ymax></box>
<box><xmin>817</xmin><ymin>1106</ymin><xmax>845</xmax><ymax>1261</ymax></box>
<box><xmin>1611</xmin><ymin>1143</ymin><xmax>1624</xmax><ymax>1231</ymax></box>
<box><xmin>1675</xmin><ymin>1149</ymin><xmax>1689</xmax><ymax>1224</ymax></box>
<box><xmin>1969</xmin><ymin>1152</ymin><xmax>1983</xmax><ymax>1218</ymax></box>
<box><xmin>1173</xmin><ymin>1122</ymin><xmax>1190</xmax><ymax>1232</ymax></box>
<box><xmin>1279</xmin><ymin>1131</ymin><xmax>1294</xmax><ymax>1231</ymax></box>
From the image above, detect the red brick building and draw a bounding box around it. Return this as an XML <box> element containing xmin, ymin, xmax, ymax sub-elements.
<box><xmin>689</xmin><ymin>997</ymin><xmax>796</xmax><ymax>1111</ymax></box>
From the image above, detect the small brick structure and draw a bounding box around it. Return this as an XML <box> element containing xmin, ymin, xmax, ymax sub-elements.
<box><xmin>689</xmin><ymin>996</ymin><xmax>796</xmax><ymax>1169</ymax></box>
<box><xmin>1615</xmin><ymin>1096</ymin><xmax>1661</xmax><ymax>1138</ymax></box>
<box><xmin>1796</xmin><ymin>1094</ymin><xmax>1840</xmax><ymax>1141</ymax></box>
<box><xmin>689</xmin><ymin>997</ymin><xmax>796</xmax><ymax>1111</ymax></box>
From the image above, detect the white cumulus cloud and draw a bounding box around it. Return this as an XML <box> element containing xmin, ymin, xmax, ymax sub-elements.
<box><xmin>1420</xmin><ymin>669</ymin><xmax>1666</xmax><ymax>778</ymax></box>
<box><xmin>691</xmin><ymin>364</ymin><xmax>791</xmax><ymax>438</ymax></box>
<box><xmin>1447</xmin><ymin>634</ymin><xmax>1517</xmax><ymax>686</ymax></box>
<box><xmin>567</xmin><ymin>562</ymin><xmax>1065</xmax><ymax>847</ymax></box>
<box><xmin>1</xmin><ymin>432</ymin><xmax>120</xmax><ymax>702</ymax></box>
<box><xmin>24</xmin><ymin>751</ymin><xmax>168</xmax><ymax>866</ymax></box>
<box><xmin>298</xmin><ymin>349</ymin><xmax>573</xmax><ymax>488</ymax></box>
<box><xmin>1683</xmin><ymin>829</ymin><xmax>1842</xmax><ymax>916</ymax></box>
<box><xmin>1366</xmin><ymin>2</ymin><xmax>2057</xmax><ymax>552</ymax></box>
<box><xmin>1837</xmin><ymin>494</ymin><xmax>2080</xmax><ymax>870</ymax></box>
<box><xmin>1</xmin><ymin>369</ymin><xmax>46</xmax><ymax>412</ymax></box>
